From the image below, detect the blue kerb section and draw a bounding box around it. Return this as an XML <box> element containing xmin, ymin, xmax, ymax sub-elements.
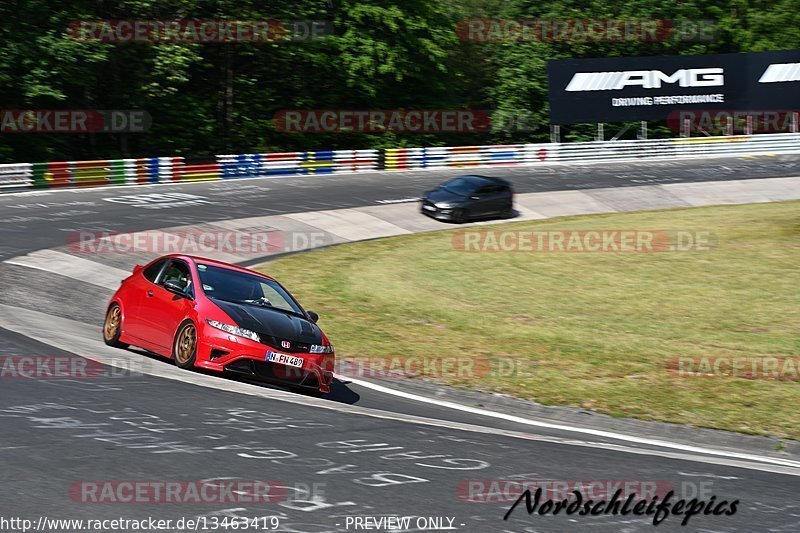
<box><xmin>148</xmin><ymin>158</ymin><xmax>160</xmax><ymax>183</ymax></box>
<box><xmin>220</xmin><ymin>157</ymin><xmax>237</xmax><ymax>179</ymax></box>
<box><xmin>212</xmin><ymin>149</ymin><xmax>380</xmax><ymax>179</ymax></box>
<box><xmin>265</xmin><ymin>167</ymin><xmax>305</xmax><ymax>176</ymax></box>
<box><xmin>487</xmin><ymin>151</ymin><xmax>517</xmax><ymax>160</ymax></box>
<box><xmin>220</xmin><ymin>154</ymin><xmax>263</xmax><ymax>179</ymax></box>
<box><xmin>297</xmin><ymin>151</ymin><xmax>336</xmax><ymax>175</ymax></box>
<box><xmin>243</xmin><ymin>154</ymin><xmax>262</xmax><ymax>177</ymax></box>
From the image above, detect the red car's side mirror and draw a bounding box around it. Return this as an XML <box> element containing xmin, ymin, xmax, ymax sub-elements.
<box><xmin>133</xmin><ymin>264</ymin><xmax>143</xmax><ymax>274</ymax></box>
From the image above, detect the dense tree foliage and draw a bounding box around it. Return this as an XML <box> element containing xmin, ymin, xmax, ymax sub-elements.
<box><xmin>0</xmin><ymin>0</ymin><xmax>797</xmax><ymax>162</ymax></box>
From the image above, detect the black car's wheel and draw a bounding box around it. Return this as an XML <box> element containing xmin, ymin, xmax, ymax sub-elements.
<box><xmin>502</xmin><ymin>205</ymin><xmax>515</xmax><ymax>218</ymax></box>
<box><xmin>103</xmin><ymin>304</ymin><xmax>129</xmax><ymax>349</ymax></box>
<box><xmin>173</xmin><ymin>320</ymin><xmax>198</xmax><ymax>369</ymax></box>
<box><xmin>451</xmin><ymin>208</ymin><xmax>467</xmax><ymax>224</ymax></box>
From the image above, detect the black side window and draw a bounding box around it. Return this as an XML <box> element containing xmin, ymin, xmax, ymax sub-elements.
<box><xmin>143</xmin><ymin>259</ymin><xmax>167</xmax><ymax>283</ymax></box>
<box><xmin>161</xmin><ymin>260</ymin><xmax>193</xmax><ymax>296</ymax></box>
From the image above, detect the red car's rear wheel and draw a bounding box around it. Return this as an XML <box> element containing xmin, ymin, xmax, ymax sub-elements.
<box><xmin>173</xmin><ymin>321</ymin><xmax>198</xmax><ymax>369</ymax></box>
<box><xmin>103</xmin><ymin>304</ymin><xmax>129</xmax><ymax>349</ymax></box>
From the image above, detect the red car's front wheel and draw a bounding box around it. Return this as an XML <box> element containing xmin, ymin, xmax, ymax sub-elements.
<box><xmin>173</xmin><ymin>320</ymin><xmax>198</xmax><ymax>369</ymax></box>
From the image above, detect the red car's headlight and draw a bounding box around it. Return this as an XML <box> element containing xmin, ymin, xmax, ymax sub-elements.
<box><xmin>309</xmin><ymin>344</ymin><xmax>334</xmax><ymax>354</ymax></box>
<box><xmin>206</xmin><ymin>319</ymin><xmax>260</xmax><ymax>343</ymax></box>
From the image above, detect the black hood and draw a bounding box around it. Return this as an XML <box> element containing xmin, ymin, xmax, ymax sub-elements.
<box><xmin>211</xmin><ymin>298</ymin><xmax>323</xmax><ymax>348</ymax></box>
<box><xmin>426</xmin><ymin>187</ymin><xmax>466</xmax><ymax>205</ymax></box>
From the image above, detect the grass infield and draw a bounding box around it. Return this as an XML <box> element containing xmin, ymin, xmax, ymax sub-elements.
<box><xmin>259</xmin><ymin>201</ymin><xmax>800</xmax><ymax>439</ymax></box>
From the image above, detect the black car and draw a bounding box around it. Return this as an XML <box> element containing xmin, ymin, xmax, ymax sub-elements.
<box><xmin>421</xmin><ymin>175</ymin><xmax>514</xmax><ymax>223</ymax></box>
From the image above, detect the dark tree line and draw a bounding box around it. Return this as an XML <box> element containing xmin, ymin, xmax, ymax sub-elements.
<box><xmin>0</xmin><ymin>0</ymin><xmax>797</xmax><ymax>162</ymax></box>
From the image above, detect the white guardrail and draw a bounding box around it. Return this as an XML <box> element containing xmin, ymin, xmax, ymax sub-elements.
<box><xmin>1</xmin><ymin>133</ymin><xmax>799</xmax><ymax>191</ymax></box>
<box><xmin>555</xmin><ymin>133</ymin><xmax>800</xmax><ymax>162</ymax></box>
<box><xmin>386</xmin><ymin>133</ymin><xmax>800</xmax><ymax>169</ymax></box>
<box><xmin>0</xmin><ymin>163</ymin><xmax>33</xmax><ymax>190</ymax></box>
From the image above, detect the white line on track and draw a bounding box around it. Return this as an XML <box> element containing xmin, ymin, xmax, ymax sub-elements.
<box><xmin>338</xmin><ymin>373</ymin><xmax>800</xmax><ymax>471</ymax></box>
<box><xmin>376</xmin><ymin>198</ymin><xmax>420</xmax><ymax>204</ymax></box>
<box><xmin>678</xmin><ymin>472</ymin><xmax>740</xmax><ymax>480</ymax></box>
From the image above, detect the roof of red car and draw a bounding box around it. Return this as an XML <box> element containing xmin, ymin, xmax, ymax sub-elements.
<box><xmin>162</xmin><ymin>254</ymin><xmax>276</xmax><ymax>280</ymax></box>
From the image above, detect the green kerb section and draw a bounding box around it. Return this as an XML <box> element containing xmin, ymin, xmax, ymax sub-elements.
<box><xmin>30</xmin><ymin>162</ymin><xmax>50</xmax><ymax>188</ymax></box>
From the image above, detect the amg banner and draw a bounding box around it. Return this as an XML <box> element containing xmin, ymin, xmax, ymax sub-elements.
<box><xmin>547</xmin><ymin>50</ymin><xmax>800</xmax><ymax>123</ymax></box>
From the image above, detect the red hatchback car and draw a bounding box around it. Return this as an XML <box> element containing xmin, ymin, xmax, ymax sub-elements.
<box><xmin>103</xmin><ymin>254</ymin><xmax>335</xmax><ymax>395</ymax></box>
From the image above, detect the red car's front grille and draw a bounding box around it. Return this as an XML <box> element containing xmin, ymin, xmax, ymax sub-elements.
<box><xmin>225</xmin><ymin>359</ymin><xmax>319</xmax><ymax>389</ymax></box>
<box><xmin>258</xmin><ymin>335</ymin><xmax>312</xmax><ymax>353</ymax></box>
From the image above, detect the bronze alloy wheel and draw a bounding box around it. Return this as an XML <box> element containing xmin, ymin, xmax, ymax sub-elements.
<box><xmin>174</xmin><ymin>323</ymin><xmax>197</xmax><ymax>368</ymax></box>
<box><xmin>103</xmin><ymin>306</ymin><xmax>121</xmax><ymax>342</ymax></box>
<box><xmin>102</xmin><ymin>304</ymin><xmax>128</xmax><ymax>348</ymax></box>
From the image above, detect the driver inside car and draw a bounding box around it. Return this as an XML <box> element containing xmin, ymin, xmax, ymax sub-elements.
<box><xmin>162</xmin><ymin>265</ymin><xmax>191</xmax><ymax>293</ymax></box>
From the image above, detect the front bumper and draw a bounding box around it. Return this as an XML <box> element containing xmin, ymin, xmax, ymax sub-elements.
<box><xmin>195</xmin><ymin>327</ymin><xmax>333</xmax><ymax>393</ymax></box>
<box><xmin>420</xmin><ymin>201</ymin><xmax>455</xmax><ymax>220</ymax></box>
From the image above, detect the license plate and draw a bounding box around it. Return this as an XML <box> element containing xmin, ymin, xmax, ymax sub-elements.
<box><xmin>267</xmin><ymin>351</ymin><xmax>304</xmax><ymax>368</ymax></box>
<box><xmin>422</xmin><ymin>204</ymin><xmax>435</xmax><ymax>211</ymax></box>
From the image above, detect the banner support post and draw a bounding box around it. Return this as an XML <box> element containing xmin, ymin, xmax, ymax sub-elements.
<box><xmin>792</xmin><ymin>112</ymin><xmax>799</xmax><ymax>134</ymax></box>
<box><xmin>639</xmin><ymin>121</ymin><xmax>647</xmax><ymax>140</ymax></box>
<box><xmin>596</xmin><ymin>123</ymin><xmax>604</xmax><ymax>141</ymax></box>
<box><xmin>682</xmin><ymin>118</ymin><xmax>691</xmax><ymax>138</ymax></box>
<box><xmin>611</xmin><ymin>124</ymin><xmax>630</xmax><ymax>141</ymax></box>
<box><xmin>550</xmin><ymin>124</ymin><xmax>561</xmax><ymax>143</ymax></box>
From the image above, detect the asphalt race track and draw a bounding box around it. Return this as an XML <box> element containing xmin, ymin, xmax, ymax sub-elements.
<box><xmin>1</xmin><ymin>156</ymin><xmax>800</xmax><ymax>532</ymax></box>
<box><xmin>2</xmin><ymin>154</ymin><xmax>800</xmax><ymax>259</ymax></box>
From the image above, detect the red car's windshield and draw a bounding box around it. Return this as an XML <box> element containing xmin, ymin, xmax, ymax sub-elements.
<box><xmin>196</xmin><ymin>263</ymin><xmax>304</xmax><ymax>316</ymax></box>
